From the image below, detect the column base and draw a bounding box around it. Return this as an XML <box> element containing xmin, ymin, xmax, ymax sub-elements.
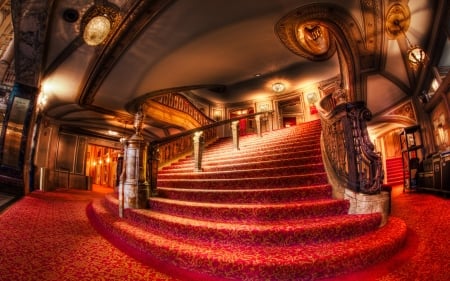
<box><xmin>344</xmin><ymin>189</ymin><xmax>390</xmax><ymax>227</ymax></box>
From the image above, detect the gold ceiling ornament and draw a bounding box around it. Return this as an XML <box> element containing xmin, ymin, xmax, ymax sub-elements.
<box><xmin>275</xmin><ymin>8</ymin><xmax>336</xmax><ymax>61</ymax></box>
<box><xmin>385</xmin><ymin>3</ymin><xmax>410</xmax><ymax>40</ymax></box>
<box><xmin>297</xmin><ymin>22</ymin><xmax>331</xmax><ymax>56</ymax></box>
<box><xmin>385</xmin><ymin>3</ymin><xmax>428</xmax><ymax>70</ymax></box>
<box><xmin>80</xmin><ymin>4</ymin><xmax>120</xmax><ymax>46</ymax></box>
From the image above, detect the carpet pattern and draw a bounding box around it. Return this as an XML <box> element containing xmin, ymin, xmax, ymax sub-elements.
<box><xmin>0</xmin><ymin>189</ymin><xmax>178</xmax><ymax>281</ymax></box>
<box><xmin>88</xmin><ymin>120</ymin><xmax>408</xmax><ymax>280</ymax></box>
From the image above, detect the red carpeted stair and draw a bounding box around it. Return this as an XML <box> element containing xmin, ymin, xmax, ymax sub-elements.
<box><xmin>385</xmin><ymin>157</ymin><xmax>404</xmax><ymax>186</ymax></box>
<box><xmin>87</xmin><ymin>120</ymin><xmax>407</xmax><ymax>281</ymax></box>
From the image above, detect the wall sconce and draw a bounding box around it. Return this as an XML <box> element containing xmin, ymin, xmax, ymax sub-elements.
<box><xmin>80</xmin><ymin>4</ymin><xmax>120</xmax><ymax>46</ymax></box>
<box><xmin>385</xmin><ymin>3</ymin><xmax>428</xmax><ymax>70</ymax></box>
<box><xmin>272</xmin><ymin>82</ymin><xmax>285</xmax><ymax>93</ymax></box>
<box><xmin>37</xmin><ymin>92</ymin><xmax>48</xmax><ymax>111</ymax></box>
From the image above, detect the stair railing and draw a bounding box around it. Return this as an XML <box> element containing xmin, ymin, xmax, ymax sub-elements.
<box><xmin>152</xmin><ymin>93</ymin><xmax>214</xmax><ymax>126</ymax></box>
<box><xmin>147</xmin><ymin>111</ymin><xmax>273</xmax><ymax>195</ymax></box>
<box><xmin>318</xmin><ymin>94</ymin><xmax>382</xmax><ymax>194</ymax></box>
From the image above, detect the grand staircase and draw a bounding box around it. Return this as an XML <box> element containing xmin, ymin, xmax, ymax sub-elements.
<box><xmin>87</xmin><ymin>120</ymin><xmax>407</xmax><ymax>281</ymax></box>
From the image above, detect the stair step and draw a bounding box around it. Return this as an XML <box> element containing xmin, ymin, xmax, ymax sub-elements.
<box><xmin>156</xmin><ymin>184</ymin><xmax>332</xmax><ymax>203</ymax></box>
<box><xmin>184</xmin><ymin>143</ymin><xmax>321</xmax><ymax>162</ymax></box>
<box><xmin>168</xmin><ymin>149</ymin><xmax>322</xmax><ymax>169</ymax></box>
<box><xmin>157</xmin><ymin>172</ymin><xmax>329</xmax><ymax>189</ymax></box>
<box><xmin>158</xmin><ymin>164</ymin><xmax>324</xmax><ymax>180</ymax></box>
<box><xmin>148</xmin><ymin>197</ymin><xmax>350</xmax><ymax>222</ymax></box>
<box><xmin>161</xmin><ymin>155</ymin><xmax>324</xmax><ymax>173</ymax></box>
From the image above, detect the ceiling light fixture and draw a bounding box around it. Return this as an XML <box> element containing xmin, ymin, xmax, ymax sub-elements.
<box><xmin>83</xmin><ymin>15</ymin><xmax>111</xmax><ymax>46</ymax></box>
<box><xmin>385</xmin><ymin>3</ymin><xmax>428</xmax><ymax>70</ymax></box>
<box><xmin>80</xmin><ymin>4</ymin><xmax>120</xmax><ymax>46</ymax></box>
<box><xmin>272</xmin><ymin>82</ymin><xmax>285</xmax><ymax>93</ymax></box>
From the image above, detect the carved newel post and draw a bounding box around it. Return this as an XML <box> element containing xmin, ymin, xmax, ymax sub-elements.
<box><xmin>193</xmin><ymin>131</ymin><xmax>204</xmax><ymax>172</ymax></box>
<box><xmin>255</xmin><ymin>115</ymin><xmax>263</xmax><ymax>137</ymax></box>
<box><xmin>123</xmin><ymin>108</ymin><xmax>150</xmax><ymax>209</ymax></box>
<box><xmin>231</xmin><ymin>120</ymin><xmax>240</xmax><ymax>151</ymax></box>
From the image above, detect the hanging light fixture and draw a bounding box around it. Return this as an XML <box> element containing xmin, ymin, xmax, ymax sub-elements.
<box><xmin>80</xmin><ymin>4</ymin><xmax>120</xmax><ymax>46</ymax></box>
<box><xmin>385</xmin><ymin>3</ymin><xmax>428</xmax><ymax>70</ymax></box>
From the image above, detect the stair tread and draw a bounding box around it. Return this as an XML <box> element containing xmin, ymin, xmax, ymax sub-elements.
<box><xmin>150</xmin><ymin>196</ymin><xmax>343</xmax><ymax>209</ymax></box>
<box><xmin>156</xmin><ymin>184</ymin><xmax>331</xmax><ymax>193</ymax></box>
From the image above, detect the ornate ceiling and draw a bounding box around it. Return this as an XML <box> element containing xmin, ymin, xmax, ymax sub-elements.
<box><xmin>2</xmin><ymin>0</ymin><xmax>450</xmax><ymax>140</ymax></box>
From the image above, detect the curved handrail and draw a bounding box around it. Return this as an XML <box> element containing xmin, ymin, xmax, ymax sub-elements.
<box><xmin>151</xmin><ymin>93</ymin><xmax>215</xmax><ymax>126</ymax></box>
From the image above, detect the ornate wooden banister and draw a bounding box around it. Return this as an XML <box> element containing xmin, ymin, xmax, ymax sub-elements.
<box><xmin>152</xmin><ymin>93</ymin><xmax>214</xmax><ymax>126</ymax></box>
<box><xmin>319</xmin><ymin>97</ymin><xmax>382</xmax><ymax>194</ymax></box>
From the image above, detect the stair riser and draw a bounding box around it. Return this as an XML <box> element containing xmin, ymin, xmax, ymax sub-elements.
<box><xmin>186</xmin><ymin>144</ymin><xmax>321</xmax><ymax>162</ymax></box>
<box><xmin>161</xmin><ymin>156</ymin><xmax>324</xmax><ymax>173</ymax></box>
<box><xmin>158</xmin><ymin>164</ymin><xmax>325</xmax><ymax>180</ymax></box>
<box><xmin>149</xmin><ymin>199</ymin><xmax>350</xmax><ymax>222</ymax></box>
<box><xmin>156</xmin><ymin>185</ymin><xmax>332</xmax><ymax>203</ymax></box>
<box><xmin>157</xmin><ymin>173</ymin><xmax>328</xmax><ymax>189</ymax></box>
<box><xmin>172</xmin><ymin>149</ymin><xmax>322</xmax><ymax>168</ymax></box>
<box><xmin>205</xmin><ymin>135</ymin><xmax>321</xmax><ymax>154</ymax></box>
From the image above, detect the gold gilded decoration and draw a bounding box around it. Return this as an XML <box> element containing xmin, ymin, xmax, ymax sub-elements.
<box><xmin>297</xmin><ymin>23</ymin><xmax>330</xmax><ymax>55</ymax></box>
<box><xmin>385</xmin><ymin>3</ymin><xmax>410</xmax><ymax>40</ymax></box>
<box><xmin>388</xmin><ymin>100</ymin><xmax>416</xmax><ymax>122</ymax></box>
<box><xmin>275</xmin><ymin>6</ymin><xmax>337</xmax><ymax>61</ymax></box>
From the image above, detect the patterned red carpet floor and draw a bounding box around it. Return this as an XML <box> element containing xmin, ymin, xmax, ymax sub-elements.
<box><xmin>0</xmin><ymin>185</ymin><xmax>449</xmax><ymax>281</ymax></box>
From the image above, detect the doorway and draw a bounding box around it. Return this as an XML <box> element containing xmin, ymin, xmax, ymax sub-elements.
<box><xmin>277</xmin><ymin>96</ymin><xmax>305</xmax><ymax>127</ymax></box>
<box><xmin>230</xmin><ymin>107</ymin><xmax>255</xmax><ymax>135</ymax></box>
<box><xmin>86</xmin><ymin>145</ymin><xmax>121</xmax><ymax>188</ymax></box>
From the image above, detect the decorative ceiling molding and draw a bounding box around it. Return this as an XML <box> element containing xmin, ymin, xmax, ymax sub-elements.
<box><xmin>385</xmin><ymin>99</ymin><xmax>417</xmax><ymax>122</ymax></box>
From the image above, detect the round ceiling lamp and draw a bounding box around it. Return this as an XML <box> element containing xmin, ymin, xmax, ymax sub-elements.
<box><xmin>83</xmin><ymin>15</ymin><xmax>112</xmax><ymax>46</ymax></box>
<box><xmin>272</xmin><ymin>82</ymin><xmax>285</xmax><ymax>93</ymax></box>
<box><xmin>80</xmin><ymin>4</ymin><xmax>120</xmax><ymax>46</ymax></box>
